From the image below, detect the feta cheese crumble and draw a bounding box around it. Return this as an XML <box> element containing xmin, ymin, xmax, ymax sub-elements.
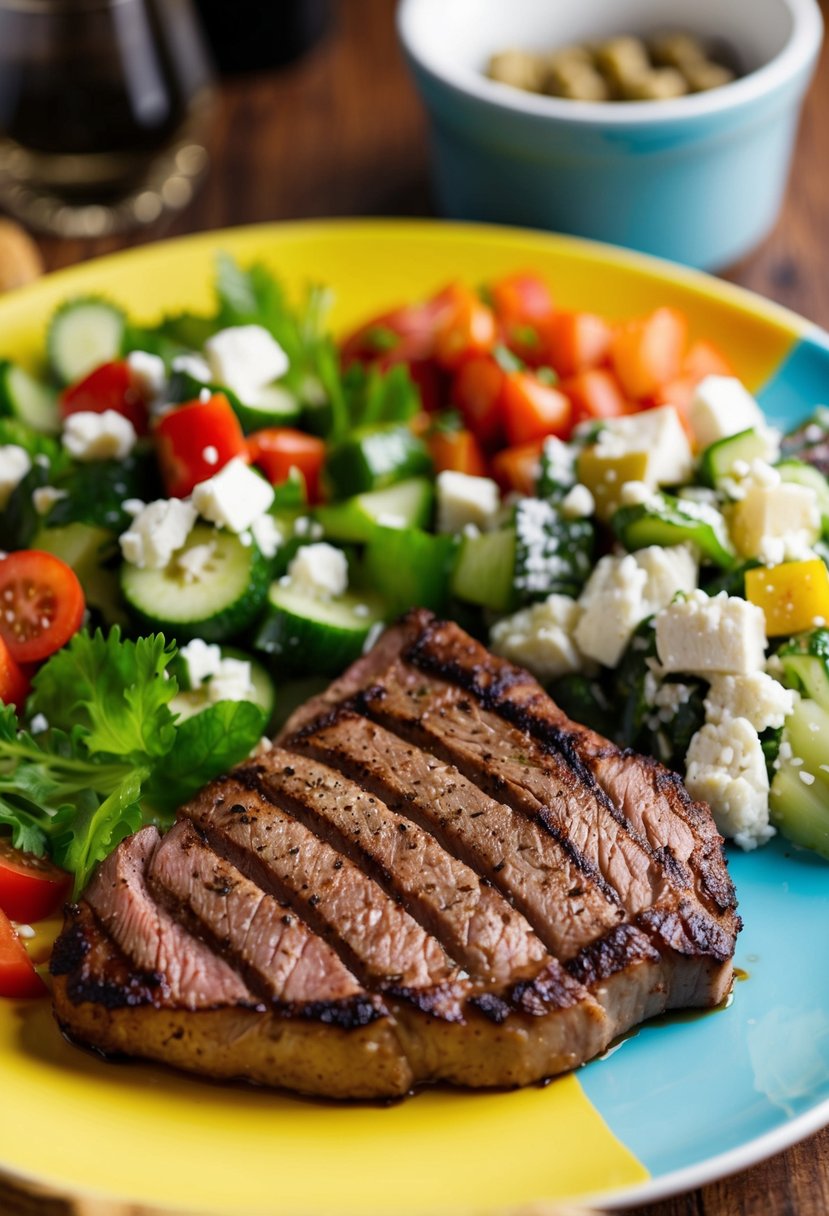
<box><xmin>595</xmin><ymin>406</ymin><xmax>693</xmax><ymax>486</ymax></box>
<box><xmin>32</xmin><ymin>485</ymin><xmax>68</xmax><ymax>516</ymax></box>
<box><xmin>704</xmin><ymin>672</ymin><xmax>796</xmax><ymax>733</ymax></box>
<box><xmin>0</xmin><ymin>445</ymin><xmax>32</xmax><ymax>509</ymax></box>
<box><xmin>490</xmin><ymin>594</ymin><xmax>583</xmax><ymax>681</ymax></box>
<box><xmin>685</xmin><ymin>718</ymin><xmax>774</xmax><ymax>850</ymax></box>
<box><xmin>177</xmin><ymin>638</ymin><xmax>256</xmax><ymax>703</ymax></box>
<box><xmin>689</xmin><ymin>376</ymin><xmax>769</xmax><ymax>449</ymax></box>
<box><xmin>192</xmin><ymin>458</ymin><xmax>275</xmax><ymax>533</ymax></box>
<box><xmin>655</xmin><ymin>591</ymin><xmax>767</xmax><ymax>677</ymax></box>
<box><xmin>286</xmin><ymin>543</ymin><xmax>348</xmax><ymax>599</ymax></box>
<box><xmin>204</xmin><ymin>325</ymin><xmax>289</xmax><ymax>404</ymax></box>
<box><xmin>63</xmin><ymin>410</ymin><xmax>136</xmax><ymax>461</ymax></box>
<box><xmin>119</xmin><ymin>498</ymin><xmax>197</xmax><ymax>569</ymax></box>
<box><xmin>126</xmin><ymin>350</ymin><xmax>167</xmax><ymax>401</ymax></box>
<box><xmin>560</xmin><ymin>483</ymin><xmax>595</xmax><ymax>519</ymax></box>
<box><xmin>436</xmin><ymin>471</ymin><xmax>500</xmax><ymax>534</ymax></box>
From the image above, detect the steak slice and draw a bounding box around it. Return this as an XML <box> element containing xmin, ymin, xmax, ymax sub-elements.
<box><xmin>52</xmin><ymin>609</ymin><xmax>740</xmax><ymax>1097</ymax></box>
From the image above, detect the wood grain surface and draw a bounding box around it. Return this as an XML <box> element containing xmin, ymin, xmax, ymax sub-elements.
<box><xmin>11</xmin><ymin>0</ymin><xmax>829</xmax><ymax>1213</ymax></box>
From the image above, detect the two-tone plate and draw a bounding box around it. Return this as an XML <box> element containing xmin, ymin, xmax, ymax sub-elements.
<box><xmin>1</xmin><ymin>220</ymin><xmax>828</xmax><ymax>1214</ymax></box>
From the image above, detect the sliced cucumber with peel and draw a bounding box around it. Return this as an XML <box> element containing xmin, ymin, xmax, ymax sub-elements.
<box><xmin>316</xmin><ymin>477</ymin><xmax>433</xmax><ymax>543</ymax></box>
<box><xmin>254</xmin><ymin>582</ymin><xmax>387</xmax><ymax>676</ymax></box>
<box><xmin>47</xmin><ymin>297</ymin><xmax>126</xmax><ymax>385</ymax></box>
<box><xmin>698</xmin><ymin>428</ymin><xmax>771</xmax><ymax>487</ymax></box>
<box><xmin>451</xmin><ymin>528</ymin><xmax>516</xmax><ymax>613</ymax></box>
<box><xmin>31</xmin><ymin>521</ymin><xmax>126</xmax><ymax>626</ymax></box>
<box><xmin>121</xmin><ymin>524</ymin><xmax>270</xmax><ymax>643</ymax></box>
<box><xmin>364</xmin><ymin>525</ymin><xmax>454</xmax><ymax>615</ymax></box>
<box><xmin>169</xmin><ymin>367</ymin><xmax>301</xmax><ymax>433</ymax></box>
<box><xmin>0</xmin><ymin>362</ymin><xmax>61</xmax><ymax>434</ymax></box>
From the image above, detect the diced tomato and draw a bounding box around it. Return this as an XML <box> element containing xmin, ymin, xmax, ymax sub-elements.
<box><xmin>155</xmin><ymin>394</ymin><xmax>248</xmax><ymax>498</ymax></box>
<box><xmin>491</xmin><ymin>441</ymin><xmax>544</xmax><ymax>497</ymax></box>
<box><xmin>541</xmin><ymin>311</ymin><xmax>613</xmax><ymax>379</ymax></box>
<box><xmin>562</xmin><ymin>368</ymin><xmax>630</xmax><ymax>424</ymax></box>
<box><xmin>0</xmin><ymin>906</ymin><xmax>46</xmax><ymax>999</ymax></box>
<box><xmin>682</xmin><ymin>338</ymin><xmax>734</xmax><ymax>381</ymax></box>
<box><xmin>502</xmin><ymin>372</ymin><xmax>573</xmax><ymax>447</ymax></box>
<box><xmin>609</xmin><ymin>307</ymin><xmax>688</xmax><ymax>400</ymax></box>
<box><xmin>452</xmin><ymin>354</ymin><xmax>507</xmax><ymax>449</ymax></box>
<box><xmin>427</xmin><ymin>428</ymin><xmax>488</xmax><ymax>477</ymax></box>
<box><xmin>0</xmin><ymin>841</ymin><xmax>70</xmax><ymax>923</ymax></box>
<box><xmin>434</xmin><ymin>285</ymin><xmax>498</xmax><ymax>370</ymax></box>
<box><xmin>0</xmin><ymin>636</ymin><xmax>29</xmax><ymax>712</ymax></box>
<box><xmin>248</xmin><ymin>428</ymin><xmax>326</xmax><ymax>505</ymax></box>
<box><xmin>0</xmin><ymin>551</ymin><xmax>85</xmax><ymax>665</ymax></box>
<box><xmin>60</xmin><ymin>359</ymin><xmax>149</xmax><ymax>435</ymax></box>
<box><xmin>490</xmin><ymin>271</ymin><xmax>554</xmax><ymax>325</ymax></box>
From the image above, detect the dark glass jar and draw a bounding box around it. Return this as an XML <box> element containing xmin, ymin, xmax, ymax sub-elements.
<box><xmin>194</xmin><ymin>0</ymin><xmax>330</xmax><ymax>74</ymax></box>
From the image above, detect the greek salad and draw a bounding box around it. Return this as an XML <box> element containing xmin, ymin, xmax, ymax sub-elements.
<box><xmin>0</xmin><ymin>256</ymin><xmax>828</xmax><ymax>997</ymax></box>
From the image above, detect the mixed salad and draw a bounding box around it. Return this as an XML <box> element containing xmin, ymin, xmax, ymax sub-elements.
<box><xmin>0</xmin><ymin>256</ymin><xmax>828</xmax><ymax>997</ymax></box>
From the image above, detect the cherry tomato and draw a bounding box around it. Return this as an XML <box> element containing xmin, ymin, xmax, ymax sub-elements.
<box><xmin>248</xmin><ymin>428</ymin><xmax>327</xmax><ymax>504</ymax></box>
<box><xmin>0</xmin><ymin>551</ymin><xmax>85</xmax><ymax>665</ymax></box>
<box><xmin>435</xmin><ymin>285</ymin><xmax>497</xmax><ymax>371</ymax></box>
<box><xmin>60</xmin><ymin>359</ymin><xmax>149</xmax><ymax>435</ymax></box>
<box><xmin>154</xmin><ymin>394</ymin><xmax>248</xmax><ymax>498</ymax></box>
<box><xmin>0</xmin><ymin>906</ymin><xmax>46</xmax><ymax>999</ymax></box>
<box><xmin>0</xmin><ymin>840</ymin><xmax>70</xmax><ymax>923</ymax></box>
<box><xmin>502</xmin><ymin>372</ymin><xmax>573</xmax><ymax>446</ymax></box>
<box><xmin>0</xmin><ymin>635</ymin><xmax>29</xmax><ymax>712</ymax></box>
<box><xmin>427</xmin><ymin>428</ymin><xmax>488</xmax><ymax>477</ymax></box>
<box><xmin>452</xmin><ymin>354</ymin><xmax>507</xmax><ymax>449</ymax></box>
<box><xmin>491</xmin><ymin>441</ymin><xmax>545</xmax><ymax>497</ymax></box>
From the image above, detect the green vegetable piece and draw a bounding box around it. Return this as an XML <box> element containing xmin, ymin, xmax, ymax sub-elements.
<box><xmin>547</xmin><ymin>674</ymin><xmax>615</xmax><ymax>737</ymax></box>
<box><xmin>0</xmin><ymin>361</ymin><xmax>61</xmax><ymax>435</ymax></box>
<box><xmin>316</xmin><ymin>478</ymin><xmax>434</xmax><ymax>543</ymax></box>
<box><xmin>512</xmin><ymin>497</ymin><xmax>594</xmax><ymax>602</ymax></box>
<box><xmin>781</xmin><ymin>406</ymin><xmax>829</xmax><ymax>476</ymax></box>
<box><xmin>451</xmin><ymin>528</ymin><xmax>516</xmax><ymax>613</ymax></box>
<box><xmin>324</xmin><ymin>424</ymin><xmax>432</xmax><ymax>498</ymax></box>
<box><xmin>255</xmin><ymin>583</ymin><xmax>387</xmax><ymax>677</ymax></box>
<box><xmin>48</xmin><ymin>451</ymin><xmax>162</xmax><ymax>534</ymax></box>
<box><xmin>47</xmin><ymin>296</ymin><xmax>126</xmax><ymax>386</ymax></box>
<box><xmin>770</xmin><ymin>696</ymin><xmax>829</xmax><ymax>858</ymax></box>
<box><xmin>363</xmin><ymin>526</ymin><xmax>456</xmax><ymax>616</ymax></box>
<box><xmin>698</xmin><ymin>427</ymin><xmax>771</xmax><ymax>487</ymax></box>
<box><xmin>778</xmin><ymin>628</ymin><xmax>829</xmax><ymax>711</ymax></box>
<box><xmin>611</xmin><ymin>490</ymin><xmax>736</xmax><ymax>568</ymax></box>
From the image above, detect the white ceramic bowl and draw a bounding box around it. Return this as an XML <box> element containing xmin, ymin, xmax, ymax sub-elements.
<box><xmin>398</xmin><ymin>0</ymin><xmax>822</xmax><ymax>269</ymax></box>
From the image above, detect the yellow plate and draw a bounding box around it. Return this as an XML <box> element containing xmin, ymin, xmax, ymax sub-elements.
<box><xmin>0</xmin><ymin>220</ymin><xmax>816</xmax><ymax>1216</ymax></box>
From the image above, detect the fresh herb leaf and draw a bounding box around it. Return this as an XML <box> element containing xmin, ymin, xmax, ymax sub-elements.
<box><xmin>50</xmin><ymin>775</ymin><xmax>146</xmax><ymax>895</ymax></box>
<box><xmin>47</xmin><ymin>451</ymin><xmax>162</xmax><ymax>533</ymax></box>
<box><xmin>146</xmin><ymin>701</ymin><xmax>265</xmax><ymax>813</ymax></box>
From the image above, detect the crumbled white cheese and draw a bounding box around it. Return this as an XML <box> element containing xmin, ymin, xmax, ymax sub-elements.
<box><xmin>0</xmin><ymin>445</ymin><xmax>32</xmax><ymax>509</ymax></box>
<box><xmin>652</xmin><ymin>678</ymin><xmax>694</xmax><ymax>723</ymax></box>
<box><xmin>126</xmin><ymin>350</ymin><xmax>167</xmax><ymax>401</ymax></box>
<box><xmin>575</xmin><ymin>545</ymin><xmax>698</xmax><ymax>669</ymax></box>
<box><xmin>685</xmin><ymin>717</ymin><xmax>774</xmax><ymax>850</ymax></box>
<box><xmin>177</xmin><ymin>638</ymin><xmax>255</xmax><ymax>704</ymax></box>
<box><xmin>619</xmin><ymin>480</ymin><xmax>655</xmax><ymax>507</ymax></box>
<box><xmin>286</xmin><ymin>543</ymin><xmax>348</xmax><ymax>599</ymax></box>
<box><xmin>541</xmin><ymin>435</ymin><xmax>576</xmax><ymax>486</ymax></box>
<box><xmin>250</xmin><ymin>513</ymin><xmax>284</xmax><ymax>559</ymax></box>
<box><xmin>490</xmin><ymin>595</ymin><xmax>583</xmax><ymax>681</ymax></box>
<box><xmin>729</xmin><ymin>481</ymin><xmax>821</xmax><ymax>562</ymax></box>
<box><xmin>655</xmin><ymin>590</ymin><xmax>767</xmax><ymax>676</ymax></box>
<box><xmin>171</xmin><ymin>353</ymin><xmax>212</xmax><ymax>384</ymax></box>
<box><xmin>29</xmin><ymin>713</ymin><xmax>49</xmax><ymax>734</ymax></box>
<box><xmin>436</xmin><ymin>470</ymin><xmax>500</xmax><ymax>534</ymax></box>
<box><xmin>209</xmin><ymin>657</ymin><xmax>255</xmax><ymax>703</ymax></box>
<box><xmin>178</xmin><ymin>638</ymin><xmax>223</xmax><ymax>687</ymax></box>
<box><xmin>595</xmin><ymin>406</ymin><xmax>693</xmax><ymax>486</ymax></box>
<box><xmin>175</xmin><ymin>541</ymin><xmax>216</xmax><ymax>584</ymax></box>
<box><xmin>119</xmin><ymin>498</ymin><xmax>197</xmax><ymax>569</ymax></box>
<box><xmin>560</xmin><ymin>483</ymin><xmax>595</xmax><ymax>519</ymax></box>
<box><xmin>204</xmin><ymin>325</ymin><xmax>289</xmax><ymax>403</ymax></box>
<box><xmin>63</xmin><ymin>409</ymin><xmax>136</xmax><ymax>461</ymax></box>
<box><xmin>192</xmin><ymin>458</ymin><xmax>275</xmax><ymax>533</ymax></box>
<box><xmin>704</xmin><ymin>672</ymin><xmax>795</xmax><ymax>732</ymax></box>
<box><xmin>32</xmin><ymin>485</ymin><xmax>67</xmax><ymax>516</ymax></box>
<box><xmin>689</xmin><ymin>376</ymin><xmax>768</xmax><ymax>449</ymax></box>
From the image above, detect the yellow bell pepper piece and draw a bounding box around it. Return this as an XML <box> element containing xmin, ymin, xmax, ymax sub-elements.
<box><xmin>576</xmin><ymin>449</ymin><xmax>651</xmax><ymax>521</ymax></box>
<box><xmin>745</xmin><ymin>559</ymin><xmax>829</xmax><ymax>636</ymax></box>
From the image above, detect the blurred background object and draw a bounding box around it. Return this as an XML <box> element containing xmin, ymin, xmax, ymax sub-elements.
<box><xmin>0</xmin><ymin>0</ymin><xmax>215</xmax><ymax>238</ymax></box>
<box><xmin>0</xmin><ymin>216</ymin><xmax>42</xmax><ymax>291</ymax></box>
<box><xmin>194</xmin><ymin>0</ymin><xmax>331</xmax><ymax>74</ymax></box>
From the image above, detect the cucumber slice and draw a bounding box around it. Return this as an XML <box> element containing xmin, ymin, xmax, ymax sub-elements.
<box><xmin>31</xmin><ymin>521</ymin><xmax>126</xmax><ymax>627</ymax></box>
<box><xmin>169</xmin><ymin>367</ymin><xmax>301</xmax><ymax>434</ymax></box>
<box><xmin>0</xmin><ymin>362</ymin><xmax>60</xmax><ymax>435</ymax></box>
<box><xmin>451</xmin><ymin>528</ymin><xmax>516</xmax><ymax>613</ymax></box>
<box><xmin>698</xmin><ymin>428</ymin><xmax>771</xmax><ymax>487</ymax></box>
<box><xmin>324</xmin><ymin>425</ymin><xmax>432</xmax><ymax>498</ymax></box>
<box><xmin>170</xmin><ymin>646</ymin><xmax>276</xmax><ymax>724</ymax></box>
<box><xmin>121</xmin><ymin>524</ymin><xmax>270</xmax><ymax>643</ymax></box>
<box><xmin>254</xmin><ymin>583</ymin><xmax>387</xmax><ymax>676</ymax></box>
<box><xmin>363</xmin><ymin>526</ymin><xmax>455</xmax><ymax>615</ymax></box>
<box><xmin>777</xmin><ymin>460</ymin><xmax>829</xmax><ymax>536</ymax></box>
<box><xmin>316</xmin><ymin>478</ymin><xmax>434</xmax><ymax>543</ymax></box>
<box><xmin>612</xmin><ymin>491</ymin><xmax>736</xmax><ymax>568</ymax></box>
<box><xmin>47</xmin><ymin>297</ymin><xmax>126</xmax><ymax>385</ymax></box>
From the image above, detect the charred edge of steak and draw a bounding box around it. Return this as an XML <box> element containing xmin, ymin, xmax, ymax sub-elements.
<box><xmin>52</xmin><ymin>904</ymin><xmax>167</xmax><ymax>1011</ymax></box>
<box><xmin>566</xmin><ymin>923</ymin><xmax>661</xmax><ymax>988</ymax></box>
<box><xmin>637</xmin><ymin>903</ymin><xmax>739</xmax><ymax>966</ymax></box>
<box><xmin>195</xmin><ymin>774</ymin><xmax>470</xmax><ymax>1025</ymax></box>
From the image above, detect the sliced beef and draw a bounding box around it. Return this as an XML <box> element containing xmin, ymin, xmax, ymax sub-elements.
<box><xmin>52</xmin><ymin>609</ymin><xmax>740</xmax><ymax>1098</ymax></box>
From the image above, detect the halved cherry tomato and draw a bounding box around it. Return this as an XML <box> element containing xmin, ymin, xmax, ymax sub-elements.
<box><xmin>610</xmin><ymin>307</ymin><xmax>688</xmax><ymax>401</ymax></box>
<box><xmin>452</xmin><ymin>354</ymin><xmax>507</xmax><ymax>449</ymax></box>
<box><xmin>541</xmin><ymin>311</ymin><xmax>613</xmax><ymax>379</ymax></box>
<box><xmin>489</xmin><ymin>271</ymin><xmax>555</xmax><ymax>327</ymax></box>
<box><xmin>491</xmin><ymin>441</ymin><xmax>544</xmax><ymax>497</ymax></box>
<box><xmin>60</xmin><ymin>359</ymin><xmax>149</xmax><ymax>435</ymax></box>
<box><xmin>247</xmin><ymin>428</ymin><xmax>327</xmax><ymax>504</ymax></box>
<box><xmin>154</xmin><ymin>394</ymin><xmax>248</xmax><ymax>499</ymax></box>
<box><xmin>435</xmin><ymin>285</ymin><xmax>498</xmax><ymax>370</ymax></box>
<box><xmin>427</xmin><ymin>428</ymin><xmax>488</xmax><ymax>477</ymax></box>
<box><xmin>562</xmin><ymin>368</ymin><xmax>630</xmax><ymax>424</ymax></box>
<box><xmin>0</xmin><ymin>840</ymin><xmax>70</xmax><ymax>923</ymax></box>
<box><xmin>502</xmin><ymin>372</ymin><xmax>573</xmax><ymax>446</ymax></box>
<box><xmin>0</xmin><ymin>906</ymin><xmax>46</xmax><ymax>999</ymax></box>
<box><xmin>0</xmin><ymin>551</ymin><xmax>85</xmax><ymax>665</ymax></box>
<box><xmin>0</xmin><ymin>635</ymin><xmax>29</xmax><ymax>712</ymax></box>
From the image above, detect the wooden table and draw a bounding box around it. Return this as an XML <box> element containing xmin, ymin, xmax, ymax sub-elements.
<box><xmin>24</xmin><ymin>1</ymin><xmax>829</xmax><ymax>1212</ymax></box>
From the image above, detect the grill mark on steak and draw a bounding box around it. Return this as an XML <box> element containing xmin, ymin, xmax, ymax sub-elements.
<box><xmin>84</xmin><ymin>826</ymin><xmax>258</xmax><ymax>1011</ymax></box>
<box><xmin>286</xmin><ymin>709</ymin><xmax>624</xmax><ymax>961</ymax></box>
<box><xmin>180</xmin><ymin>775</ymin><xmax>469</xmax><ymax>1021</ymax></box>
<box><xmin>148</xmin><ymin>820</ymin><xmax>385</xmax><ymax>1028</ymax></box>
<box><xmin>246</xmin><ymin>744</ymin><xmax>550</xmax><ymax>983</ymax></box>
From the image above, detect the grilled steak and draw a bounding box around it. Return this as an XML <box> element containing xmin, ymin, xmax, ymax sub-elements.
<box><xmin>51</xmin><ymin>609</ymin><xmax>740</xmax><ymax>1097</ymax></box>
